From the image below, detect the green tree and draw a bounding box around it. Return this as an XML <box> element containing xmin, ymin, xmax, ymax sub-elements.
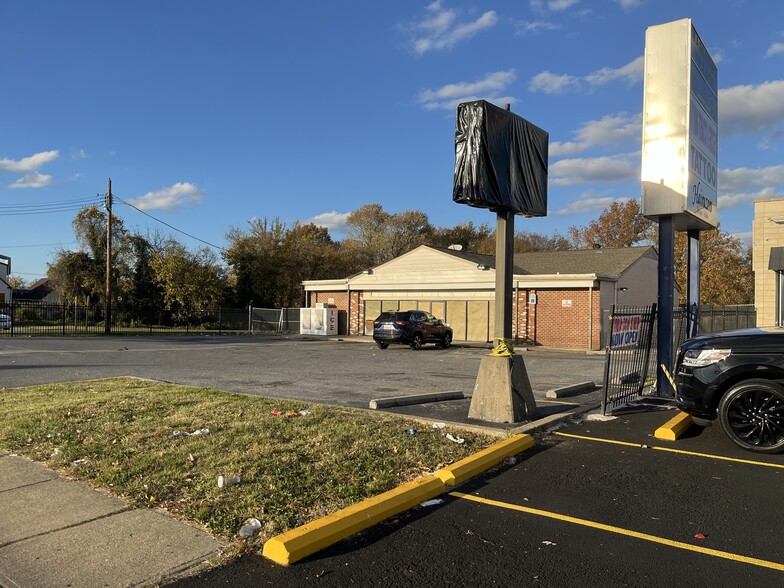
<box><xmin>344</xmin><ymin>204</ymin><xmax>433</xmax><ymax>266</ymax></box>
<box><xmin>47</xmin><ymin>205</ymin><xmax>131</xmax><ymax>305</ymax></box>
<box><xmin>150</xmin><ymin>241</ymin><xmax>226</xmax><ymax>310</ymax></box>
<box><xmin>431</xmin><ymin>221</ymin><xmax>494</xmax><ymax>253</ymax></box>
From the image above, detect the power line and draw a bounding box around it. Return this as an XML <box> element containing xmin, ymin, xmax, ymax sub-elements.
<box><xmin>0</xmin><ymin>242</ymin><xmax>77</xmax><ymax>248</ymax></box>
<box><xmin>116</xmin><ymin>196</ymin><xmax>224</xmax><ymax>251</ymax></box>
<box><xmin>0</xmin><ymin>195</ymin><xmax>103</xmax><ymax>216</ymax></box>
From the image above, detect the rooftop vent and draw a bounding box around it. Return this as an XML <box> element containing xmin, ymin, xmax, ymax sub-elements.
<box><xmin>448</xmin><ymin>244</ymin><xmax>464</xmax><ymax>251</ymax></box>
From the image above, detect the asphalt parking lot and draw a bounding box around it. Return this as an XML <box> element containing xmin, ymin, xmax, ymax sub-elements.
<box><xmin>174</xmin><ymin>407</ymin><xmax>784</xmax><ymax>587</ymax></box>
<box><xmin>3</xmin><ymin>335</ymin><xmax>782</xmax><ymax>585</ymax></box>
<box><xmin>0</xmin><ymin>335</ymin><xmax>606</xmax><ymax>427</ymax></box>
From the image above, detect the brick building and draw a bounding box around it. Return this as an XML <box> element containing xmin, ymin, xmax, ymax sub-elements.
<box><xmin>303</xmin><ymin>245</ymin><xmax>658</xmax><ymax>350</ymax></box>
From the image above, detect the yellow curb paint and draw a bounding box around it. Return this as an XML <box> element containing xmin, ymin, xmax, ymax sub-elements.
<box><xmin>655</xmin><ymin>411</ymin><xmax>694</xmax><ymax>441</ymax></box>
<box><xmin>262</xmin><ymin>476</ymin><xmax>445</xmax><ymax>565</ymax></box>
<box><xmin>450</xmin><ymin>491</ymin><xmax>784</xmax><ymax>572</ymax></box>
<box><xmin>435</xmin><ymin>434</ymin><xmax>535</xmax><ymax>487</ymax></box>
<box><xmin>554</xmin><ymin>432</ymin><xmax>784</xmax><ymax>469</ymax></box>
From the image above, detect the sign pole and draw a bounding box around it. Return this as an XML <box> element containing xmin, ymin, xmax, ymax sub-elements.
<box><xmin>657</xmin><ymin>216</ymin><xmax>675</xmax><ymax>396</ymax></box>
<box><xmin>494</xmin><ymin>210</ymin><xmax>514</xmax><ymax>343</ymax></box>
<box><xmin>687</xmin><ymin>229</ymin><xmax>701</xmax><ymax>337</ymax></box>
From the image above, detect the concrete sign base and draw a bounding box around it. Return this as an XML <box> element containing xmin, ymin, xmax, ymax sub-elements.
<box><xmin>468</xmin><ymin>355</ymin><xmax>537</xmax><ymax>423</ymax></box>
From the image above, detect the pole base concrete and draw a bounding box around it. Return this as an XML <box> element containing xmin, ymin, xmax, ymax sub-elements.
<box><xmin>468</xmin><ymin>354</ymin><xmax>537</xmax><ymax>423</ymax></box>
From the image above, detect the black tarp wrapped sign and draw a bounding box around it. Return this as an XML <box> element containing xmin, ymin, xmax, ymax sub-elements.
<box><xmin>453</xmin><ymin>100</ymin><xmax>548</xmax><ymax>216</ymax></box>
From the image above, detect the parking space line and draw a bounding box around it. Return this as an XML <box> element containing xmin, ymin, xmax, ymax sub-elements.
<box><xmin>450</xmin><ymin>491</ymin><xmax>784</xmax><ymax>572</ymax></box>
<box><xmin>553</xmin><ymin>432</ymin><xmax>784</xmax><ymax>469</ymax></box>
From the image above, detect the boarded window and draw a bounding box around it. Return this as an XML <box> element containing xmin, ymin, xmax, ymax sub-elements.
<box><xmin>468</xmin><ymin>301</ymin><xmax>490</xmax><ymax>342</ymax></box>
<box><xmin>447</xmin><ymin>301</ymin><xmax>467</xmax><ymax>341</ymax></box>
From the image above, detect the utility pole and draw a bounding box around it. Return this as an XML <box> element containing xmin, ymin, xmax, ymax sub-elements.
<box><xmin>105</xmin><ymin>178</ymin><xmax>112</xmax><ymax>335</ymax></box>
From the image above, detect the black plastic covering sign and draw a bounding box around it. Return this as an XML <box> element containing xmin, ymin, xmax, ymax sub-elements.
<box><xmin>453</xmin><ymin>100</ymin><xmax>548</xmax><ymax>216</ymax></box>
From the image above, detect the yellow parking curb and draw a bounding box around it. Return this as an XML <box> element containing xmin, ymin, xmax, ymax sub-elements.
<box><xmin>435</xmin><ymin>434</ymin><xmax>535</xmax><ymax>486</ymax></box>
<box><xmin>262</xmin><ymin>475</ymin><xmax>445</xmax><ymax>565</ymax></box>
<box><xmin>654</xmin><ymin>411</ymin><xmax>694</xmax><ymax>441</ymax></box>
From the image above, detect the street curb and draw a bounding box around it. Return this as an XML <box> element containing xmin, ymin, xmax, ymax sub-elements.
<box><xmin>261</xmin><ymin>433</ymin><xmax>537</xmax><ymax>566</ymax></box>
<box><xmin>654</xmin><ymin>411</ymin><xmax>694</xmax><ymax>441</ymax></box>
<box><xmin>369</xmin><ymin>391</ymin><xmax>465</xmax><ymax>409</ymax></box>
<box><xmin>545</xmin><ymin>381</ymin><xmax>596</xmax><ymax>399</ymax></box>
<box><xmin>435</xmin><ymin>434</ymin><xmax>534</xmax><ymax>486</ymax></box>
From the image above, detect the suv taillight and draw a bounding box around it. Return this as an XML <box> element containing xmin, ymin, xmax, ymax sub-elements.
<box><xmin>394</xmin><ymin>320</ymin><xmax>409</xmax><ymax>325</ymax></box>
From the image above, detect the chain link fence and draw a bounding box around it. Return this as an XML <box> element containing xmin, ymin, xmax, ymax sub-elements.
<box><xmin>0</xmin><ymin>301</ymin><xmax>301</xmax><ymax>337</ymax></box>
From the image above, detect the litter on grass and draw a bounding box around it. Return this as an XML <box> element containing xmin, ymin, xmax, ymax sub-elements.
<box><xmin>238</xmin><ymin>518</ymin><xmax>263</xmax><ymax>538</ymax></box>
<box><xmin>403</xmin><ymin>429</ymin><xmax>417</xmax><ymax>435</ymax></box>
<box><xmin>432</xmin><ymin>422</ymin><xmax>446</xmax><ymax>429</ymax></box>
<box><xmin>271</xmin><ymin>409</ymin><xmax>311</xmax><ymax>416</ymax></box>
<box><xmin>445</xmin><ymin>433</ymin><xmax>465</xmax><ymax>444</ymax></box>
<box><xmin>172</xmin><ymin>428</ymin><xmax>210</xmax><ymax>437</ymax></box>
<box><xmin>217</xmin><ymin>475</ymin><xmax>242</xmax><ymax>488</ymax></box>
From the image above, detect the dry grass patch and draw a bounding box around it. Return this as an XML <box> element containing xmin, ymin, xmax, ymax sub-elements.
<box><xmin>0</xmin><ymin>377</ymin><xmax>496</xmax><ymax>551</ymax></box>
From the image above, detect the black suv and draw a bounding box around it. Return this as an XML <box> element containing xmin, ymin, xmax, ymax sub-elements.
<box><xmin>675</xmin><ymin>327</ymin><xmax>784</xmax><ymax>454</ymax></box>
<box><xmin>372</xmin><ymin>310</ymin><xmax>453</xmax><ymax>350</ymax></box>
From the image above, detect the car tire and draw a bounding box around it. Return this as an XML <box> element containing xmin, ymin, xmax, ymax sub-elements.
<box><xmin>410</xmin><ymin>333</ymin><xmax>423</xmax><ymax>350</ymax></box>
<box><xmin>376</xmin><ymin>341</ymin><xmax>389</xmax><ymax>349</ymax></box>
<box><xmin>440</xmin><ymin>333</ymin><xmax>452</xmax><ymax>349</ymax></box>
<box><xmin>718</xmin><ymin>378</ymin><xmax>784</xmax><ymax>454</ymax></box>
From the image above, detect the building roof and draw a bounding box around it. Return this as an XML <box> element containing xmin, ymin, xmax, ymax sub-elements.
<box><xmin>432</xmin><ymin>245</ymin><xmax>656</xmax><ymax>277</ymax></box>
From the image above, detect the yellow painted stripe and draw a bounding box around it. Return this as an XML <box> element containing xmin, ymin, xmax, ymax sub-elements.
<box><xmin>654</xmin><ymin>411</ymin><xmax>694</xmax><ymax>441</ymax></box>
<box><xmin>554</xmin><ymin>432</ymin><xmax>784</xmax><ymax>469</ymax></box>
<box><xmin>450</xmin><ymin>491</ymin><xmax>784</xmax><ymax>572</ymax></box>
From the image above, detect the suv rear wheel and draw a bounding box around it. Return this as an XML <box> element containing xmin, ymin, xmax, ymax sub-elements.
<box><xmin>440</xmin><ymin>332</ymin><xmax>452</xmax><ymax>349</ymax></box>
<box><xmin>376</xmin><ymin>341</ymin><xmax>389</xmax><ymax>350</ymax></box>
<box><xmin>718</xmin><ymin>379</ymin><xmax>784</xmax><ymax>454</ymax></box>
<box><xmin>410</xmin><ymin>333</ymin><xmax>423</xmax><ymax>350</ymax></box>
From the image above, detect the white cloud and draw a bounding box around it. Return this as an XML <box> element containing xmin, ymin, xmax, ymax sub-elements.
<box><xmin>719</xmin><ymin>80</ymin><xmax>784</xmax><ymax>136</ymax></box>
<box><xmin>550</xmin><ymin>154</ymin><xmax>638</xmax><ymax>186</ymax></box>
<box><xmin>529</xmin><ymin>56</ymin><xmax>643</xmax><ymax>94</ymax></box>
<box><xmin>555</xmin><ymin>194</ymin><xmax>627</xmax><ymax>215</ymax></box>
<box><xmin>407</xmin><ymin>1</ymin><xmax>498</xmax><ymax>55</ymax></box>
<box><xmin>529</xmin><ymin>71</ymin><xmax>581</xmax><ymax>94</ymax></box>
<box><xmin>514</xmin><ymin>20</ymin><xmax>560</xmax><ymax>36</ymax></box>
<box><xmin>307</xmin><ymin>211</ymin><xmax>350</xmax><ymax>232</ymax></box>
<box><xmin>0</xmin><ymin>150</ymin><xmax>59</xmax><ymax>173</ymax></box>
<box><xmin>718</xmin><ymin>187</ymin><xmax>784</xmax><ymax>209</ymax></box>
<box><xmin>550</xmin><ymin>112</ymin><xmax>641</xmax><ymax>156</ymax></box>
<box><xmin>584</xmin><ymin>56</ymin><xmax>644</xmax><ymax>86</ymax></box>
<box><xmin>719</xmin><ymin>164</ymin><xmax>784</xmax><ymax>193</ymax></box>
<box><xmin>419</xmin><ymin>70</ymin><xmax>516</xmax><ymax>110</ymax></box>
<box><xmin>71</xmin><ymin>148</ymin><xmax>87</xmax><ymax>160</ymax></box>
<box><xmin>9</xmin><ymin>171</ymin><xmax>53</xmax><ymax>189</ymax></box>
<box><xmin>767</xmin><ymin>41</ymin><xmax>784</xmax><ymax>57</ymax></box>
<box><xmin>614</xmin><ymin>0</ymin><xmax>646</xmax><ymax>9</ymax></box>
<box><xmin>531</xmin><ymin>0</ymin><xmax>582</xmax><ymax>12</ymax></box>
<box><xmin>129</xmin><ymin>182</ymin><xmax>204</xmax><ymax>211</ymax></box>
<box><xmin>730</xmin><ymin>231</ymin><xmax>752</xmax><ymax>249</ymax></box>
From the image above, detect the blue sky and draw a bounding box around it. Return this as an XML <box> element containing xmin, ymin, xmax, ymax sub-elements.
<box><xmin>2</xmin><ymin>0</ymin><xmax>784</xmax><ymax>280</ymax></box>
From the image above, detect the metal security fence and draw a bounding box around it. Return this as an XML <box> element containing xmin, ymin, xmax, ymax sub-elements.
<box><xmin>0</xmin><ymin>301</ymin><xmax>281</xmax><ymax>337</ymax></box>
<box><xmin>601</xmin><ymin>305</ymin><xmax>657</xmax><ymax>414</ymax></box>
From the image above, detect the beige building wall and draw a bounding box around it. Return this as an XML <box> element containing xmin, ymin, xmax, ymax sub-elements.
<box><xmin>753</xmin><ymin>198</ymin><xmax>784</xmax><ymax>326</ymax></box>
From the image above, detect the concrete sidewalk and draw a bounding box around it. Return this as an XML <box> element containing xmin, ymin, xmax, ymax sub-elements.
<box><xmin>0</xmin><ymin>450</ymin><xmax>222</xmax><ymax>588</ymax></box>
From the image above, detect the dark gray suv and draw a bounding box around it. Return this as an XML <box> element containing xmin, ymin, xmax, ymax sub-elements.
<box><xmin>372</xmin><ymin>310</ymin><xmax>453</xmax><ymax>350</ymax></box>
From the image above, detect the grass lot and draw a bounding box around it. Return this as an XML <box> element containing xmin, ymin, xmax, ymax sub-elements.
<box><xmin>0</xmin><ymin>378</ymin><xmax>497</xmax><ymax>553</ymax></box>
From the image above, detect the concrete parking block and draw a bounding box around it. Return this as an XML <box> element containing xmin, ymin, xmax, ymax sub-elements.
<box><xmin>263</xmin><ymin>476</ymin><xmax>446</xmax><ymax>565</ymax></box>
<box><xmin>0</xmin><ymin>477</ymin><xmax>127</xmax><ymax>546</ymax></box>
<box><xmin>0</xmin><ymin>509</ymin><xmax>222</xmax><ymax>588</ymax></box>
<box><xmin>654</xmin><ymin>411</ymin><xmax>695</xmax><ymax>441</ymax></box>
<box><xmin>435</xmin><ymin>434</ymin><xmax>535</xmax><ymax>486</ymax></box>
<box><xmin>0</xmin><ymin>454</ymin><xmax>59</xmax><ymax>492</ymax></box>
